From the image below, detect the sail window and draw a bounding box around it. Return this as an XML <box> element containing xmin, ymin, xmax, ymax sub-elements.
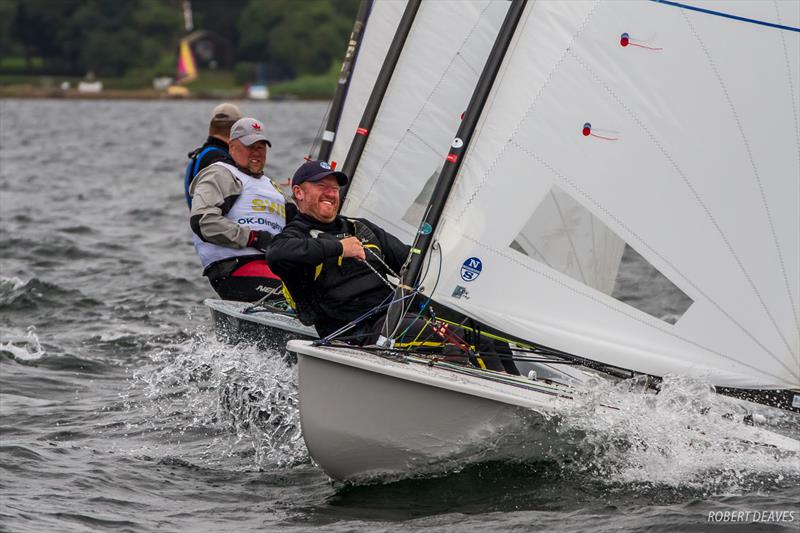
<box><xmin>510</xmin><ymin>186</ymin><xmax>693</xmax><ymax>324</ymax></box>
<box><xmin>403</xmin><ymin>169</ymin><xmax>439</xmax><ymax>228</ymax></box>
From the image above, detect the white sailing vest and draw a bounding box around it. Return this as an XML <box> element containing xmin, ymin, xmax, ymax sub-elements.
<box><xmin>193</xmin><ymin>162</ymin><xmax>286</xmax><ymax>268</ymax></box>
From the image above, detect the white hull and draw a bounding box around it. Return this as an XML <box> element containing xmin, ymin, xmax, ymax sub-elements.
<box><xmin>204</xmin><ymin>299</ymin><xmax>316</xmax><ymax>349</ymax></box>
<box><xmin>290</xmin><ymin>340</ymin><xmax>800</xmax><ymax>483</ymax></box>
<box><xmin>293</xmin><ymin>340</ymin><xmax>589</xmax><ymax>482</ymax></box>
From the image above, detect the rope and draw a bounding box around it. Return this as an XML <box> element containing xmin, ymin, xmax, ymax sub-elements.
<box><xmin>308</xmin><ymin>97</ymin><xmax>334</xmax><ymax>158</ymax></box>
<box><xmin>241</xmin><ymin>287</ymin><xmax>284</xmax><ymax>314</ymax></box>
<box><xmin>315</xmin><ymin>289</ymin><xmax>422</xmax><ymax>345</ymax></box>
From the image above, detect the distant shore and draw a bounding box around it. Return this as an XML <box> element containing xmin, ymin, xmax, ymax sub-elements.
<box><xmin>1</xmin><ymin>85</ymin><xmax>167</xmax><ymax>100</ymax></box>
<box><xmin>0</xmin><ymin>85</ymin><xmax>325</xmax><ymax>101</ymax></box>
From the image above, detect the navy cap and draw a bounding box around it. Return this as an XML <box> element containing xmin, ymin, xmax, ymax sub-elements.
<box><xmin>291</xmin><ymin>160</ymin><xmax>348</xmax><ymax>187</ymax></box>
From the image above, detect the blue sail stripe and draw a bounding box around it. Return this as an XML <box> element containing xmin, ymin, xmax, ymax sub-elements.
<box><xmin>650</xmin><ymin>0</ymin><xmax>800</xmax><ymax>32</ymax></box>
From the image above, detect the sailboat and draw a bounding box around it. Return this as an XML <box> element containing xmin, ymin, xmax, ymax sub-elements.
<box><xmin>286</xmin><ymin>0</ymin><xmax>800</xmax><ymax>482</ymax></box>
<box><xmin>204</xmin><ymin>0</ymin><xmax>446</xmax><ymax>347</ymax></box>
<box><xmin>202</xmin><ymin>0</ymin><xmax>384</xmax><ymax>343</ymax></box>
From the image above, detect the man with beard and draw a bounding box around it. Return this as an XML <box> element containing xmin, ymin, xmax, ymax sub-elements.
<box><xmin>189</xmin><ymin>117</ymin><xmax>291</xmax><ymax>302</ymax></box>
<box><xmin>266</xmin><ymin>159</ymin><xmax>406</xmax><ymax>339</ymax></box>
<box><xmin>267</xmin><ymin>160</ymin><xmax>518</xmax><ymax>374</ymax></box>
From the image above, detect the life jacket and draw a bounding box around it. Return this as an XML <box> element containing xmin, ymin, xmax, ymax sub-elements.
<box><xmin>184</xmin><ymin>145</ymin><xmax>227</xmax><ymax>208</ymax></box>
<box><xmin>283</xmin><ymin>218</ymin><xmax>391</xmax><ymax>329</ymax></box>
<box><xmin>193</xmin><ymin>161</ymin><xmax>286</xmax><ymax>270</ymax></box>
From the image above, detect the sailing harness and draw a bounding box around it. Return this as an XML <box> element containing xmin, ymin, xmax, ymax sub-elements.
<box><xmin>304</xmin><ymin>226</ymin><xmax>491</xmax><ymax>364</ymax></box>
<box><xmin>184</xmin><ymin>145</ymin><xmax>226</xmax><ymax>208</ymax></box>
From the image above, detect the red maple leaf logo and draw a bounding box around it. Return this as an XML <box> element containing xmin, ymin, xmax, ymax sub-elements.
<box><xmin>252</xmin><ymin>122</ymin><xmax>262</xmax><ymax>131</ymax></box>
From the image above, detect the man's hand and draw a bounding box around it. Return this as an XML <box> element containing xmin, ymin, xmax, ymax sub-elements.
<box><xmin>340</xmin><ymin>236</ymin><xmax>365</xmax><ymax>261</ymax></box>
<box><xmin>247</xmin><ymin>230</ymin><xmax>272</xmax><ymax>252</ymax></box>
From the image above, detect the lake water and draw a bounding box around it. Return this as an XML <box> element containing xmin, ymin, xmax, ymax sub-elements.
<box><xmin>1</xmin><ymin>99</ymin><xmax>798</xmax><ymax>532</ymax></box>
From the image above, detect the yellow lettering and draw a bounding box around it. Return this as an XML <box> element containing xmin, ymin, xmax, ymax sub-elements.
<box><xmin>252</xmin><ymin>199</ymin><xmax>266</xmax><ymax>212</ymax></box>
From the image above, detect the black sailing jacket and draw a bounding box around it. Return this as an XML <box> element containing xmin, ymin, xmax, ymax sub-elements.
<box><xmin>266</xmin><ymin>213</ymin><xmax>410</xmax><ymax>337</ymax></box>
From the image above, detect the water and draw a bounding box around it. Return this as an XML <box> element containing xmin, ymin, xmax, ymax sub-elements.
<box><xmin>1</xmin><ymin>99</ymin><xmax>798</xmax><ymax>532</ymax></box>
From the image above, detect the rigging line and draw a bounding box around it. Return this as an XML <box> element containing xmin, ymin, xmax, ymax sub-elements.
<box><xmin>308</xmin><ymin>98</ymin><xmax>334</xmax><ymax>158</ymax></box>
<box><xmin>588</xmin><ymin>200</ymin><xmax>603</xmax><ymax>290</ymax></box>
<box><xmin>363</xmin><ymin>245</ymin><xmax>411</xmax><ymax>340</ymax></box>
<box><xmin>241</xmin><ymin>289</ymin><xmax>284</xmax><ymax>314</ymax></box>
<box><xmin>317</xmin><ymin>288</ymin><xmax>422</xmax><ymax>344</ymax></box>
<box><xmin>514</xmin><ymin>235</ymin><xmax>553</xmax><ymax>270</ymax></box>
<box><xmin>381</xmin><ymin>243</ymin><xmax>422</xmax><ymax>341</ymax></box>
<box><xmin>318</xmin><ymin>291</ymin><xmax>395</xmax><ymax>344</ymax></box>
<box><xmin>363</xmin><ymin>245</ymin><xmax>400</xmax><ymax>279</ymax></box>
<box><xmin>679</xmin><ymin>12</ymin><xmax>799</xmax><ymax>358</ymax></box>
<box><xmin>394</xmin><ymin>242</ymin><xmax>443</xmax><ymax>341</ymax></box>
<box><xmin>549</xmin><ymin>188</ymin><xmax>589</xmax><ymax>286</ymax></box>
<box><xmin>650</xmin><ymin>0</ymin><xmax>800</xmax><ymax>33</ymax></box>
<box><xmin>360</xmin><ymin>252</ymin><xmax>397</xmax><ymax>293</ymax></box>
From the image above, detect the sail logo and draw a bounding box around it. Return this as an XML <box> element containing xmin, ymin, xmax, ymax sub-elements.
<box><xmin>460</xmin><ymin>257</ymin><xmax>482</xmax><ymax>282</ymax></box>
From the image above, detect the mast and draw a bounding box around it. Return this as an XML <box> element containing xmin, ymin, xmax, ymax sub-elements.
<box><xmin>402</xmin><ymin>0</ymin><xmax>527</xmax><ymax>287</ymax></box>
<box><xmin>339</xmin><ymin>0</ymin><xmax>422</xmax><ymax>202</ymax></box>
<box><xmin>317</xmin><ymin>0</ymin><xmax>373</xmax><ymax>161</ymax></box>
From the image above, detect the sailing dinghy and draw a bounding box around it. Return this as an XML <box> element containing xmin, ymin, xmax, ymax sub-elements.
<box><xmin>205</xmin><ymin>298</ymin><xmax>316</xmax><ymax>347</ymax></box>
<box><xmin>288</xmin><ymin>0</ymin><xmax>800</xmax><ymax>482</ymax></box>
<box><xmin>201</xmin><ymin>0</ymin><xmax>396</xmax><ymax>343</ymax></box>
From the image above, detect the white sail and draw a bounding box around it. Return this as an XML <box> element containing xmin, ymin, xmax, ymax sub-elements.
<box><xmin>340</xmin><ymin>0</ymin><xmax>511</xmax><ymax>243</ymax></box>
<box><xmin>421</xmin><ymin>0</ymin><xmax>800</xmax><ymax>388</ymax></box>
<box><xmin>328</xmin><ymin>0</ymin><xmax>408</xmax><ymax>168</ymax></box>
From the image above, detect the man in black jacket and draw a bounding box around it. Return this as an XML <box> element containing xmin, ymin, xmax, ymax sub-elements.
<box><xmin>266</xmin><ymin>161</ymin><xmax>518</xmax><ymax>375</ymax></box>
<box><xmin>183</xmin><ymin>103</ymin><xmax>243</xmax><ymax>208</ymax></box>
<box><xmin>267</xmin><ymin>160</ymin><xmax>409</xmax><ymax>339</ymax></box>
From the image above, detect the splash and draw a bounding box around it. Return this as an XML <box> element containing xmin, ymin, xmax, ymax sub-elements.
<box><xmin>552</xmin><ymin>374</ymin><xmax>800</xmax><ymax>492</ymax></box>
<box><xmin>0</xmin><ymin>276</ymin><xmax>29</xmax><ymax>306</ymax></box>
<box><xmin>0</xmin><ymin>325</ymin><xmax>46</xmax><ymax>361</ymax></box>
<box><xmin>130</xmin><ymin>332</ymin><xmax>308</xmax><ymax>470</ymax></box>
<box><xmin>0</xmin><ymin>275</ymin><xmax>92</xmax><ymax>309</ymax></box>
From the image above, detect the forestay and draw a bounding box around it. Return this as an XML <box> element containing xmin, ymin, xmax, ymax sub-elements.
<box><xmin>419</xmin><ymin>0</ymin><xmax>800</xmax><ymax>389</ymax></box>
<box><xmin>340</xmin><ymin>0</ymin><xmax>511</xmax><ymax>243</ymax></box>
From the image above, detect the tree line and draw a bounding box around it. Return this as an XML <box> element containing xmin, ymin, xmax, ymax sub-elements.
<box><xmin>1</xmin><ymin>0</ymin><xmax>360</xmax><ymax>81</ymax></box>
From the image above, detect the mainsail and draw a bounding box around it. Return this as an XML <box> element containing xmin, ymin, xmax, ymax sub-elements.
<box><xmin>414</xmin><ymin>0</ymin><xmax>799</xmax><ymax>389</ymax></box>
<box><xmin>339</xmin><ymin>0</ymin><xmax>513</xmax><ymax>243</ymax></box>
<box><xmin>328</xmin><ymin>0</ymin><xmax>410</xmax><ymax>171</ymax></box>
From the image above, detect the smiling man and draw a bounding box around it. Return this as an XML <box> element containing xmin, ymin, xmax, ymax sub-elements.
<box><xmin>189</xmin><ymin>117</ymin><xmax>292</xmax><ymax>302</ymax></box>
<box><xmin>266</xmin><ymin>160</ymin><xmax>410</xmax><ymax>338</ymax></box>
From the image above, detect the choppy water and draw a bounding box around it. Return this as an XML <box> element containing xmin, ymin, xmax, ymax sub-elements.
<box><xmin>1</xmin><ymin>99</ymin><xmax>798</xmax><ymax>532</ymax></box>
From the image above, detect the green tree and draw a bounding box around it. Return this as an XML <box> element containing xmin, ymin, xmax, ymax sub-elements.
<box><xmin>237</xmin><ymin>0</ymin><xmax>359</xmax><ymax>79</ymax></box>
<box><xmin>134</xmin><ymin>0</ymin><xmax>183</xmax><ymax>77</ymax></box>
<box><xmin>10</xmin><ymin>0</ymin><xmax>83</xmax><ymax>71</ymax></box>
<box><xmin>0</xmin><ymin>0</ymin><xmax>19</xmax><ymax>60</ymax></box>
